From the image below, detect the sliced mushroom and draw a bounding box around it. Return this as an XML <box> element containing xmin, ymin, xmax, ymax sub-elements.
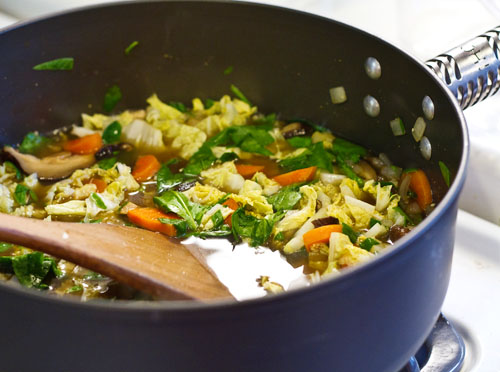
<box><xmin>4</xmin><ymin>146</ymin><xmax>95</xmax><ymax>179</ymax></box>
<box><xmin>281</xmin><ymin>122</ymin><xmax>310</xmax><ymax>139</ymax></box>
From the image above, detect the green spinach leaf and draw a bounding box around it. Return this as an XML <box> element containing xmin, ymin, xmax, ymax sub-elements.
<box><xmin>33</xmin><ymin>57</ymin><xmax>74</xmax><ymax>71</ymax></box>
<box><xmin>154</xmin><ymin>191</ymin><xmax>200</xmax><ymax>230</ymax></box>
<box><xmin>18</xmin><ymin>132</ymin><xmax>49</xmax><ymax>154</ymax></box>
<box><xmin>97</xmin><ymin>157</ymin><xmax>117</xmax><ymax>170</ymax></box>
<box><xmin>268</xmin><ymin>185</ymin><xmax>302</xmax><ymax>211</ymax></box>
<box><xmin>359</xmin><ymin>238</ymin><xmax>379</xmax><ymax>251</ymax></box>
<box><xmin>342</xmin><ymin>223</ymin><xmax>359</xmax><ymax>244</ymax></box>
<box><xmin>102</xmin><ymin>121</ymin><xmax>122</xmax><ymax>144</ymax></box>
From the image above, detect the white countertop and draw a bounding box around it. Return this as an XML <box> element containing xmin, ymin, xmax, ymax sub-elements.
<box><xmin>0</xmin><ymin>1</ymin><xmax>499</xmax><ymax>370</ymax></box>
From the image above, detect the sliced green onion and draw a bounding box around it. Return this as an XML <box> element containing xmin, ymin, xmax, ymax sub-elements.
<box><xmin>411</xmin><ymin>117</ymin><xmax>426</xmax><ymax>142</ymax></box>
<box><xmin>439</xmin><ymin>161</ymin><xmax>451</xmax><ymax>187</ymax></box>
<box><xmin>329</xmin><ymin>86</ymin><xmax>347</xmax><ymax>104</ymax></box>
<box><xmin>224</xmin><ymin>66</ymin><xmax>234</xmax><ymax>75</ymax></box>
<box><xmin>124</xmin><ymin>41</ymin><xmax>139</xmax><ymax>55</ymax></box>
<box><xmin>390</xmin><ymin>117</ymin><xmax>406</xmax><ymax>136</ymax></box>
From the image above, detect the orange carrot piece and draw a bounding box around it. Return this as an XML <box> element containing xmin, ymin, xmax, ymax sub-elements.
<box><xmin>127</xmin><ymin>207</ymin><xmax>180</xmax><ymax>237</ymax></box>
<box><xmin>235</xmin><ymin>164</ymin><xmax>265</xmax><ymax>178</ymax></box>
<box><xmin>222</xmin><ymin>198</ymin><xmax>239</xmax><ymax>227</ymax></box>
<box><xmin>63</xmin><ymin>133</ymin><xmax>102</xmax><ymax>154</ymax></box>
<box><xmin>273</xmin><ymin>166</ymin><xmax>317</xmax><ymax>186</ymax></box>
<box><xmin>409</xmin><ymin>169</ymin><xmax>433</xmax><ymax>210</ymax></box>
<box><xmin>303</xmin><ymin>224</ymin><xmax>343</xmax><ymax>251</ymax></box>
<box><xmin>132</xmin><ymin>155</ymin><xmax>161</xmax><ymax>182</ymax></box>
<box><xmin>89</xmin><ymin>177</ymin><xmax>107</xmax><ymax>193</ymax></box>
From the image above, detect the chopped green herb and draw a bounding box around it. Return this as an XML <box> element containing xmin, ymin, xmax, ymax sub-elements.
<box><xmin>369</xmin><ymin>218</ymin><xmax>380</xmax><ymax>228</ymax></box>
<box><xmin>274</xmin><ymin>232</ymin><xmax>285</xmax><ymax>241</ymax></box>
<box><xmin>14</xmin><ymin>184</ymin><xmax>34</xmax><ymax>206</ymax></box>
<box><xmin>103</xmin><ymin>85</ymin><xmax>122</xmax><ymax>113</ymax></box>
<box><xmin>279</xmin><ymin>142</ymin><xmax>333</xmax><ymax>172</ymax></box>
<box><xmin>211</xmin><ymin>210</ymin><xmax>225</xmax><ymax>229</ymax></box>
<box><xmin>223</xmin><ymin>66</ymin><xmax>234</xmax><ymax>75</ymax></box>
<box><xmin>4</xmin><ymin>161</ymin><xmax>22</xmax><ymax>180</ymax></box>
<box><xmin>331</xmin><ymin>138</ymin><xmax>367</xmax><ymax>163</ymax></box>
<box><xmin>0</xmin><ymin>242</ymin><xmax>13</xmax><ymax>253</ymax></box>
<box><xmin>287</xmin><ymin>136</ymin><xmax>312</xmax><ymax>148</ymax></box>
<box><xmin>184</xmin><ymin>124</ymin><xmax>275</xmax><ymax>175</ymax></box>
<box><xmin>359</xmin><ymin>238</ymin><xmax>379</xmax><ymax>251</ymax></box>
<box><xmin>33</xmin><ymin>57</ymin><xmax>74</xmax><ymax>71</ymax></box>
<box><xmin>66</xmin><ymin>285</ymin><xmax>83</xmax><ymax>293</ymax></box>
<box><xmin>253</xmin><ymin>113</ymin><xmax>276</xmax><ymax>126</ymax></box>
<box><xmin>204</xmin><ymin>98</ymin><xmax>215</xmax><ymax>109</ymax></box>
<box><xmin>192</xmin><ymin>226</ymin><xmax>232</xmax><ymax>238</ymax></box>
<box><xmin>0</xmin><ymin>252</ymin><xmax>60</xmax><ymax>289</ymax></box>
<box><xmin>154</xmin><ymin>191</ymin><xmax>204</xmax><ymax>230</ymax></box>
<box><xmin>268</xmin><ymin>184</ymin><xmax>302</xmax><ymax>212</ymax></box>
<box><xmin>18</xmin><ymin>132</ymin><xmax>49</xmax><ymax>154</ymax></box>
<box><xmin>124</xmin><ymin>41</ymin><xmax>139</xmax><ymax>55</ymax></box>
<box><xmin>83</xmin><ymin>271</ymin><xmax>106</xmax><ymax>280</ymax></box>
<box><xmin>91</xmin><ymin>193</ymin><xmax>107</xmax><ymax>209</ymax></box>
<box><xmin>231</xmin><ymin>209</ymin><xmax>283</xmax><ymax>247</ymax></box>
<box><xmin>97</xmin><ymin>157</ymin><xmax>117</xmax><ymax>170</ymax></box>
<box><xmin>342</xmin><ymin>223</ymin><xmax>359</xmax><ymax>244</ymax></box>
<box><xmin>102</xmin><ymin>121</ymin><xmax>122</xmax><ymax>144</ymax></box>
<box><xmin>169</xmin><ymin>101</ymin><xmax>187</xmax><ymax>113</ymax></box>
<box><xmin>159</xmin><ymin>218</ymin><xmax>188</xmax><ymax>237</ymax></box>
<box><xmin>230</xmin><ymin>84</ymin><xmax>251</xmax><ymax>106</ymax></box>
<box><xmin>439</xmin><ymin>161</ymin><xmax>451</xmax><ymax>187</ymax></box>
<box><xmin>157</xmin><ymin>164</ymin><xmax>189</xmax><ymax>193</ymax></box>
<box><xmin>219</xmin><ymin>152</ymin><xmax>239</xmax><ymax>162</ymax></box>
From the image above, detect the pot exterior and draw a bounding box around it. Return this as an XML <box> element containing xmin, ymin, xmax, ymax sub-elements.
<box><xmin>0</xmin><ymin>197</ymin><xmax>458</xmax><ymax>372</ymax></box>
<box><xmin>0</xmin><ymin>2</ymin><xmax>467</xmax><ymax>371</ymax></box>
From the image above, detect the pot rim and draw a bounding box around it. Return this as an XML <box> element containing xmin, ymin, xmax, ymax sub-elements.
<box><xmin>0</xmin><ymin>0</ymin><xmax>470</xmax><ymax>313</ymax></box>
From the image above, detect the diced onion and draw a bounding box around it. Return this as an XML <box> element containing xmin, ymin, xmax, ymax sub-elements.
<box><xmin>329</xmin><ymin>86</ymin><xmax>347</xmax><ymax>104</ymax></box>
<box><xmin>411</xmin><ymin>117</ymin><xmax>426</xmax><ymax>142</ymax></box>
<box><xmin>390</xmin><ymin>117</ymin><xmax>406</xmax><ymax>136</ymax></box>
<box><xmin>420</xmin><ymin>136</ymin><xmax>432</xmax><ymax>160</ymax></box>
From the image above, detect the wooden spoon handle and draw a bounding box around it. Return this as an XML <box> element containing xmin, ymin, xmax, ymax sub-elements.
<box><xmin>0</xmin><ymin>213</ymin><xmax>233</xmax><ymax>301</ymax></box>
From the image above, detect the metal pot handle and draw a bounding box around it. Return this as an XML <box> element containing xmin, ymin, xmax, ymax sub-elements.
<box><xmin>426</xmin><ymin>26</ymin><xmax>500</xmax><ymax>109</ymax></box>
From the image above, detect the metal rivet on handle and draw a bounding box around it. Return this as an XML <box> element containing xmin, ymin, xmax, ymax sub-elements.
<box><xmin>420</xmin><ymin>136</ymin><xmax>432</xmax><ymax>160</ymax></box>
<box><xmin>363</xmin><ymin>95</ymin><xmax>380</xmax><ymax>117</ymax></box>
<box><xmin>365</xmin><ymin>57</ymin><xmax>381</xmax><ymax>80</ymax></box>
<box><xmin>422</xmin><ymin>96</ymin><xmax>435</xmax><ymax>120</ymax></box>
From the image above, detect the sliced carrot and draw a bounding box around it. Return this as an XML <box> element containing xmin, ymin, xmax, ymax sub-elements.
<box><xmin>235</xmin><ymin>164</ymin><xmax>265</xmax><ymax>178</ymax></box>
<box><xmin>303</xmin><ymin>224</ymin><xmax>343</xmax><ymax>251</ymax></box>
<box><xmin>222</xmin><ymin>198</ymin><xmax>239</xmax><ymax>227</ymax></box>
<box><xmin>89</xmin><ymin>177</ymin><xmax>107</xmax><ymax>193</ymax></box>
<box><xmin>273</xmin><ymin>166</ymin><xmax>317</xmax><ymax>186</ymax></box>
<box><xmin>409</xmin><ymin>169</ymin><xmax>432</xmax><ymax>210</ymax></box>
<box><xmin>63</xmin><ymin>133</ymin><xmax>102</xmax><ymax>154</ymax></box>
<box><xmin>127</xmin><ymin>207</ymin><xmax>180</xmax><ymax>237</ymax></box>
<box><xmin>132</xmin><ymin>155</ymin><xmax>161</xmax><ymax>182</ymax></box>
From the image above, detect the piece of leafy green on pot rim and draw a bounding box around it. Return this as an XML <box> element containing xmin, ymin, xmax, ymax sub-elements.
<box><xmin>439</xmin><ymin>161</ymin><xmax>451</xmax><ymax>187</ymax></box>
<box><xmin>33</xmin><ymin>57</ymin><xmax>74</xmax><ymax>71</ymax></box>
<box><xmin>124</xmin><ymin>41</ymin><xmax>139</xmax><ymax>55</ymax></box>
<box><xmin>230</xmin><ymin>84</ymin><xmax>251</xmax><ymax>106</ymax></box>
<box><xmin>103</xmin><ymin>85</ymin><xmax>122</xmax><ymax>113</ymax></box>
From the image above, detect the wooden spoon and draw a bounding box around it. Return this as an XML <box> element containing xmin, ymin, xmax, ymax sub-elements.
<box><xmin>0</xmin><ymin>213</ymin><xmax>233</xmax><ymax>301</ymax></box>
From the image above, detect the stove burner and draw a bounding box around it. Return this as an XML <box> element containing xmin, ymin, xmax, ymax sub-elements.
<box><xmin>400</xmin><ymin>314</ymin><xmax>465</xmax><ymax>372</ymax></box>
